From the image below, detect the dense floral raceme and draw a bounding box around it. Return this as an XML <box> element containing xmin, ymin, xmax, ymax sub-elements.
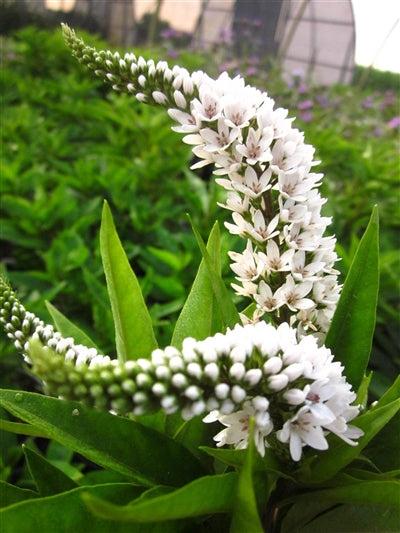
<box><xmin>0</xmin><ymin>278</ymin><xmax>363</xmax><ymax>462</ymax></box>
<box><xmin>62</xmin><ymin>25</ymin><xmax>341</xmax><ymax>337</ymax></box>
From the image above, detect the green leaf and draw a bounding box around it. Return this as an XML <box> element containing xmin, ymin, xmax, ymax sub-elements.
<box><xmin>171</xmin><ymin>417</ymin><xmax>216</xmax><ymax>470</ymax></box>
<box><xmin>281</xmin><ymin>480</ymin><xmax>400</xmax><ymax>532</ymax></box>
<box><xmin>0</xmin><ymin>418</ymin><xmax>50</xmax><ymax>438</ymax></box>
<box><xmin>0</xmin><ymin>481</ymin><xmax>37</xmax><ymax>508</ymax></box>
<box><xmin>100</xmin><ymin>200</ymin><xmax>157</xmax><ymax>362</ymax></box>
<box><xmin>0</xmin><ymin>483</ymin><xmax>164</xmax><ymax>533</ymax></box>
<box><xmin>23</xmin><ymin>445</ymin><xmax>78</xmax><ymax>497</ymax></box>
<box><xmin>300</xmin><ymin>397</ymin><xmax>400</xmax><ymax>484</ymax></box>
<box><xmin>188</xmin><ymin>216</ymin><xmax>240</xmax><ymax>331</ymax></box>
<box><xmin>230</xmin><ymin>419</ymin><xmax>264</xmax><ymax>533</ymax></box>
<box><xmin>363</xmin><ymin>411</ymin><xmax>400</xmax><ymax>472</ymax></box>
<box><xmin>0</xmin><ymin>390</ymin><xmax>205</xmax><ymax>488</ymax></box>
<box><xmin>45</xmin><ymin>300</ymin><xmax>100</xmax><ymax>352</ymax></box>
<box><xmin>326</xmin><ymin>207</ymin><xmax>379</xmax><ymax>390</ymax></box>
<box><xmin>299</xmin><ymin>503</ymin><xmax>400</xmax><ymax>532</ymax></box>
<box><xmin>376</xmin><ymin>374</ymin><xmax>400</xmax><ymax>407</ymax></box>
<box><xmin>83</xmin><ymin>473</ymin><xmax>237</xmax><ymax>522</ymax></box>
<box><xmin>355</xmin><ymin>372</ymin><xmax>373</xmax><ymax>408</ymax></box>
<box><xmin>171</xmin><ymin>221</ymin><xmax>226</xmax><ymax>347</ymax></box>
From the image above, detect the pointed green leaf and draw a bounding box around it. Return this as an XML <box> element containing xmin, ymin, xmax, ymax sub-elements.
<box><xmin>172</xmin><ymin>222</ymin><xmax>225</xmax><ymax>347</ymax></box>
<box><xmin>299</xmin><ymin>503</ymin><xmax>400</xmax><ymax>532</ymax></box>
<box><xmin>355</xmin><ymin>372</ymin><xmax>373</xmax><ymax>408</ymax></box>
<box><xmin>23</xmin><ymin>445</ymin><xmax>78</xmax><ymax>497</ymax></box>
<box><xmin>359</xmin><ymin>377</ymin><xmax>400</xmax><ymax>473</ymax></box>
<box><xmin>281</xmin><ymin>481</ymin><xmax>400</xmax><ymax>533</ymax></box>
<box><xmin>0</xmin><ymin>390</ymin><xmax>205</xmax><ymax>487</ymax></box>
<box><xmin>0</xmin><ymin>419</ymin><xmax>50</xmax><ymax>439</ymax></box>
<box><xmin>376</xmin><ymin>374</ymin><xmax>400</xmax><ymax>407</ymax></box>
<box><xmin>230</xmin><ymin>419</ymin><xmax>264</xmax><ymax>533</ymax></box>
<box><xmin>363</xmin><ymin>407</ymin><xmax>400</xmax><ymax>472</ymax></box>
<box><xmin>45</xmin><ymin>301</ymin><xmax>100</xmax><ymax>352</ymax></box>
<box><xmin>189</xmin><ymin>216</ymin><xmax>240</xmax><ymax>331</ymax></box>
<box><xmin>83</xmin><ymin>473</ymin><xmax>237</xmax><ymax>522</ymax></box>
<box><xmin>326</xmin><ymin>207</ymin><xmax>379</xmax><ymax>390</ymax></box>
<box><xmin>0</xmin><ymin>483</ymin><xmax>161</xmax><ymax>533</ymax></box>
<box><xmin>100</xmin><ymin>200</ymin><xmax>157</xmax><ymax>362</ymax></box>
<box><xmin>0</xmin><ymin>481</ymin><xmax>37</xmax><ymax>508</ymax></box>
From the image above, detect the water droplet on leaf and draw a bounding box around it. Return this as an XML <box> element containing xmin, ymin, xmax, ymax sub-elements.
<box><xmin>72</xmin><ymin>408</ymin><xmax>79</xmax><ymax>416</ymax></box>
<box><xmin>14</xmin><ymin>393</ymin><xmax>23</xmax><ymax>403</ymax></box>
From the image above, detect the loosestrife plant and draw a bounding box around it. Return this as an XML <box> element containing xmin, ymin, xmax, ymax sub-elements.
<box><xmin>0</xmin><ymin>26</ymin><xmax>398</xmax><ymax>533</ymax></box>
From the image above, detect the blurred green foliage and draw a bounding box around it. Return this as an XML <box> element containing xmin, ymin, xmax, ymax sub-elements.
<box><xmin>1</xmin><ymin>26</ymin><xmax>399</xmax><ymax>399</ymax></box>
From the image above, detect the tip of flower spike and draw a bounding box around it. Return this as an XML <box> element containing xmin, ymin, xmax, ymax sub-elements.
<box><xmin>61</xmin><ymin>23</ymin><xmax>74</xmax><ymax>40</ymax></box>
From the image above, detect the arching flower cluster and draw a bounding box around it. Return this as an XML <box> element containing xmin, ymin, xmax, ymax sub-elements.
<box><xmin>0</xmin><ymin>280</ymin><xmax>363</xmax><ymax>462</ymax></box>
<box><xmin>0</xmin><ymin>281</ymin><xmax>100</xmax><ymax>367</ymax></box>
<box><xmin>62</xmin><ymin>25</ymin><xmax>341</xmax><ymax>337</ymax></box>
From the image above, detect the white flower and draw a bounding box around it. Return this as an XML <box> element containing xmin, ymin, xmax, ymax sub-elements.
<box><xmin>291</xmin><ymin>251</ymin><xmax>324</xmax><ymax>282</ymax></box>
<box><xmin>236</xmin><ymin>126</ymin><xmax>273</xmax><ymax>165</ymax></box>
<box><xmin>218</xmin><ymin>191</ymin><xmax>250</xmax><ymax>214</ymax></box>
<box><xmin>213</xmin><ymin>146</ymin><xmax>243</xmax><ymax>174</ymax></box>
<box><xmin>312</xmin><ymin>276</ymin><xmax>341</xmax><ymax>306</ymax></box>
<box><xmin>191</xmin><ymin>89</ymin><xmax>222</xmax><ymax>122</ymax></box>
<box><xmin>224</xmin><ymin>211</ymin><xmax>255</xmax><ymax>238</ymax></box>
<box><xmin>274</xmin><ymin>275</ymin><xmax>314</xmax><ymax>312</ymax></box>
<box><xmin>228</xmin><ymin>242</ymin><xmax>265</xmax><ymax>282</ymax></box>
<box><xmin>223</xmin><ymin>96</ymin><xmax>256</xmax><ymax>128</ymax></box>
<box><xmin>324</xmin><ymin>417</ymin><xmax>364</xmax><ymax>446</ymax></box>
<box><xmin>231</xmin><ymin>280</ymin><xmax>258</xmax><ymax>297</ymax></box>
<box><xmin>254</xmin><ymin>281</ymin><xmax>279</xmax><ymax>312</ymax></box>
<box><xmin>232</xmin><ymin>166</ymin><xmax>273</xmax><ymax>199</ymax></box>
<box><xmin>168</xmin><ymin>108</ymin><xmax>200</xmax><ymax>133</ymax></box>
<box><xmin>200</xmin><ymin>117</ymin><xmax>239</xmax><ymax>152</ymax></box>
<box><xmin>204</xmin><ymin>400</ymin><xmax>273</xmax><ymax>457</ymax></box>
<box><xmin>251</xmin><ymin>212</ymin><xmax>280</xmax><ymax>243</ymax></box>
<box><xmin>259</xmin><ymin>240</ymin><xmax>294</xmax><ymax>273</ymax></box>
<box><xmin>279</xmin><ymin>197</ymin><xmax>309</xmax><ymax>224</ymax></box>
<box><xmin>277</xmin><ymin>406</ymin><xmax>329</xmax><ymax>461</ymax></box>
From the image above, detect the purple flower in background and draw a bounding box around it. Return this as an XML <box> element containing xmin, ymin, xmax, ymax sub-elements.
<box><xmin>298</xmin><ymin>83</ymin><xmax>308</xmax><ymax>94</ymax></box>
<box><xmin>387</xmin><ymin>116</ymin><xmax>400</xmax><ymax>129</ymax></box>
<box><xmin>219</xmin><ymin>28</ymin><xmax>233</xmax><ymax>44</ymax></box>
<box><xmin>167</xmin><ymin>49</ymin><xmax>179</xmax><ymax>59</ymax></box>
<box><xmin>248</xmin><ymin>55</ymin><xmax>260</xmax><ymax>65</ymax></box>
<box><xmin>299</xmin><ymin>111</ymin><xmax>313</xmax><ymax>123</ymax></box>
<box><xmin>298</xmin><ymin>100</ymin><xmax>313</xmax><ymax>110</ymax></box>
<box><xmin>160</xmin><ymin>28</ymin><xmax>177</xmax><ymax>39</ymax></box>
<box><xmin>246</xmin><ymin>67</ymin><xmax>257</xmax><ymax>76</ymax></box>
<box><xmin>362</xmin><ymin>96</ymin><xmax>373</xmax><ymax>109</ymax></box>
<box><xmin>316</xmin><ymin>93</ymin><xmax>329</xmax><ymax>108</ymax></box>
<box><xmin>373</xmin><ymin>128</ymin><xmax>383</xmax><ymax>136</ymax></box>
<box><xmin>385</xmin><ymin>90</ymin><xmax>394</xmax><ymax>106</ymax></box>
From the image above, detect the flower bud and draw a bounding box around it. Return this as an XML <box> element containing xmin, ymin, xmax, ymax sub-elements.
<box><xmin>268</xmin><ymin>373</ymin><xmax>289</xmax><ymax>391</ymax></box>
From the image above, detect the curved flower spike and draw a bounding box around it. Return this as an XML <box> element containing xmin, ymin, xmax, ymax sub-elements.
<box><xmin>0</xmin><ymin>278</ymin><xmax>363</xmax><ymax>462</ymax></box>
<box><xmin>62</xmin><ymin>25</ymin><xmax>342</xmax><ymax>337</ymax></box>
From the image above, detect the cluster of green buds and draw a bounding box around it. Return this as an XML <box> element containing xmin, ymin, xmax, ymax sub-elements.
<box><xmin>62</xmin><ymin>23</ymin><xmax>198</xmax><ymax>109</ymax></box>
